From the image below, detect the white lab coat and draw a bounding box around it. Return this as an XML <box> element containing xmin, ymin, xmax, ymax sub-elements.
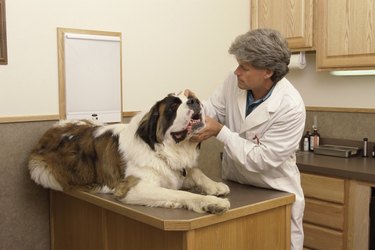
<box><xmin>204</xmin><ymin>72</ymin><xmax>305</xmax><ymax>250</ymax></box>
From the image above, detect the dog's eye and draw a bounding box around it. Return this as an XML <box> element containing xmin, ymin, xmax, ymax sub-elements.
<box><xmin>170</xmin><ymin>103</ymin><xmax>179</xmax><ymax>111</ymax></box>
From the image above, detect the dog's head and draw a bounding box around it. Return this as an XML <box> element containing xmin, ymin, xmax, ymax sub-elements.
<box><xmin>136</xmin><ymin>91</ymin><xmax>205</xmax><ymax>150</ymax></box>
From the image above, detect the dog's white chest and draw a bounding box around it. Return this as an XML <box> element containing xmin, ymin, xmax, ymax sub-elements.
<box><xmin>159</xmin><ymin>168</ymin><xmax>185</xmax><ymax>189</ymax></box>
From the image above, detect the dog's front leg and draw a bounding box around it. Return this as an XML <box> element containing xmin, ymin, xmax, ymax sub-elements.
<box><xmin>120</xmin><ymin>183</ymin><xmax>230</xmax><ymax>214</ymax></box>
<box><xmin>182</xmin><ymin>168</ymin><xmax>230</xmax><ymax>196</ymax></box>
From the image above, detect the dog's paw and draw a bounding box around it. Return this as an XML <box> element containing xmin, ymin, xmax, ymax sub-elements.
<box><xmin>189</xmin><ymin>195</ymin><xmax>230</xmax><ymax>214</ymax></box>
<box><xmin>204</xmin><ymin>182</ymin><xmax>230</xmax><ymax>197</ymax></box>
<box><xmin>202</xmin><ymin>196</ymin><xmax>230</xmax><ymax>214</ymax></box>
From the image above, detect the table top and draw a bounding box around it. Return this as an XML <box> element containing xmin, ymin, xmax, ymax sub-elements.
<box><xmin>63</xmin><ymin>180</ymin><xmax>295</xmax><ymax>231</ymax></box>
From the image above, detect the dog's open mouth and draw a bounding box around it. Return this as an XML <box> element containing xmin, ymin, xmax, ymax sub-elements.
<box><xmin>171</xmin><ymin>112</ymin><xmax>204</xmax><ymax>143</ymax></box>
<box><xmin>188</xmin><ymin>112</ymin><xmax>204</xmax><ymax>132</ymax></box>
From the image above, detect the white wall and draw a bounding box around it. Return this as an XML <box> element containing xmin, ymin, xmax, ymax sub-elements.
<box><xmin>2</xmin><ymin>1</ymin><xmax>375</xmax><ymax>118</ymax></box>
<box><xmin>289</xmin><ymin>53</ymin><xmax>375</xmax><ymax>109</ymax></box>
<box><xmin>0</xmin><ymin>0</ymin><xmax>249</xmax><ymax>116</ymax></box>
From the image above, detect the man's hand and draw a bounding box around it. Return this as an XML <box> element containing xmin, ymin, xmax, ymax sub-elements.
<box><xmin>191</xmin><ymin>116</ymin><xmax>223</xmax><ymax>142</ymax></box>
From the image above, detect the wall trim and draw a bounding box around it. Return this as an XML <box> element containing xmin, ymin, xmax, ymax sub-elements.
<box><xmin>0</xmin><ymin>112</ymin><xmax>140</xmax><ymax>124</ymax></box>
<box><xmin>3</xmin><ymin>107</ymin><xmax>373</xmax><ymax>124</ymax></box>
<box><xmin>0</xmin><ymin>115</ymin><xmax>60</xmax><ymax>124</ymax></box>
<box><xmin>306</xmin><ymin>106</ymin><xmax>375</xmax><ymax>114</ymax></box>
<box><xmin>122</xmin><ymin>111</ymin><xmax>139</xmax><ymax>117</ymax></box>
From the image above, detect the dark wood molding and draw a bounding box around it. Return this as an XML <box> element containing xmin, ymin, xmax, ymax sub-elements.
<box><xmin>306</xmin><ymin>106</ymin><xmax>375</xmax><ymax>114</ymax></box>
<box><xmin>0</xmin><ymin>112</ymin><xmax>140</xmax><ymax>123</ymax></box>
<box><xmin>0</xmin><ymin>0</ymin><xmax>7</xmax><ymax>65</ymax></box>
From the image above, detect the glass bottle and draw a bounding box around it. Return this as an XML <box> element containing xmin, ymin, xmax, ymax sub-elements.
<box><xmin>303</xmin><ymin>131</ymin><xmax>310</xmax><ymax>152</ymax></box>
<box><xmin>363</xmin><ymin>138</ymin><xmax>368</xmax><ymax>157</ymax></box>
<box><xmin>309</xmin><ymin>126</ymin><xmax>320</xmax><ymax>151</ymax></box>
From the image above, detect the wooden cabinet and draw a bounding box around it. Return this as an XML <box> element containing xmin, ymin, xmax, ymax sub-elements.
<box><xmin>251</xmin><ymin>0</ymin><xmax>375</xmax><ymax>70</ymax></box>
<box><xmin>49</xmin><ymin>182</ymin><xmax>295</xmax><ymax>250</ymax></box>
<box><xmin>250</xmin><ymin>0</ymin><xmax>314</xmax><ymax>51</ymax></box>
<box><xmin>302</xmin><ymin>173</ymin><xmax>345</xmax><ymax>249</ymax></box>
<box><xmin>301</xmin><ymin>173</ymin><xmax>371</xmax><ymax>250</ymax></box>
<box><xmin>316</xmin><ymin>0</ymin><xmax>375</xmax><ymax>70</ymax></box>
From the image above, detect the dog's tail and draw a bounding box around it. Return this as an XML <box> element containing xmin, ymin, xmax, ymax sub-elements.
<box><xmin>28</xmin><ymin>153</ymin><xmax>63</xmax><ymax>191</ymax></box>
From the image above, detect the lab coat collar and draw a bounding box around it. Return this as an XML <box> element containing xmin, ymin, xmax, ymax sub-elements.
<box><xmin>237</xmin><ymin>89</ymin><xmax>247</xmax><ymax>119</ymax></box>
<box><xmin>239</xmin><ymin>78</ymin><xmax>287</xmax><ymax>133</ymax></box>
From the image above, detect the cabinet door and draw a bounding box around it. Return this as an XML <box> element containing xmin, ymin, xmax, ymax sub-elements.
<box><xmin>251</xmin><ymin>0</ymin><xmax>314</xmax><ymax>51</ymax></box>
<box><xmin>316</xmin><ymin>0</ymin><xmax>375</xmax><ymax>70</ymax></box>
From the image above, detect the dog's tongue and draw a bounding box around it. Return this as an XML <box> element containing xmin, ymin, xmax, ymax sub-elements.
<box><xmin>171</xmin><ymin>130</ymin><xmax>188</xmax><ymax>143</ymax></box>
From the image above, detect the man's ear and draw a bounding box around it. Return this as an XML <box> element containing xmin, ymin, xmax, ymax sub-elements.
<box><xmin>264</xmin><ymin>69</ymin><xmax>274</xmax><ymax>80</ymax></box>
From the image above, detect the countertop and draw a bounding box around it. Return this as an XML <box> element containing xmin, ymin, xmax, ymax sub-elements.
<box><xmin>296</xmin><ymin>151</ymin><xmax>375</xmax><ymax>184</ymax></box>
<box><xmin>63</xmin><ymin>180</ymin><xmax>295</xmax><ymax>231</ymax></box>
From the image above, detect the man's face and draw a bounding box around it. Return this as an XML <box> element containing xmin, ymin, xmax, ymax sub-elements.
<box><xmin>234</xmin><ymin>61</ymin><xmax>271</xmax><ymax>91</ymax></box>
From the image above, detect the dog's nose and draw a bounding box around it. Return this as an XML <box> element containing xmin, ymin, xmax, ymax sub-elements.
<box><xmin>187</xmin><ymin>97</ymin><xmax>200</xmax><ymax>106</ymax></box>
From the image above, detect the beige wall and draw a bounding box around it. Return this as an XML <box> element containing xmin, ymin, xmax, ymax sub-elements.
<box><xmin>289</xmin><ymin>53</ymin><xmax>375</xmax><ymax>109</ymax></box>
<box><xmin>0</xmin><ymin>0</ymin><xmax>249</xmax><ymax>117</ymax></box>
<box><xmin>3</xmin><ymin>1</ymin><xmax>375</xmax><ymax>120</ymax></box>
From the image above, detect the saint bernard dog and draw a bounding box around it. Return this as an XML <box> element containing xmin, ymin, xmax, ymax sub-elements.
<box><xmin>28</xmin><ymin>91</ymin><xmax>230</xmax><ymax>214</ymax></box>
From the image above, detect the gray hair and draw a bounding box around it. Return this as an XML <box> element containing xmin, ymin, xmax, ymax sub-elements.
<box><xmin>228</xmin><ymin>28</ymin><xmax>291</xmax><ymax>83</ymax></box>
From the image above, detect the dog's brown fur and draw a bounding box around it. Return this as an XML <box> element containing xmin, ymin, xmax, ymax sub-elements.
<box><xmin>28</xmin><ymin>121</ymin><xmax>132</xmax><ymax>194</ymax></box>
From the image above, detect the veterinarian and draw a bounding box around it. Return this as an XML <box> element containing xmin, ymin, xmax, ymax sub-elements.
<box><xmin>189</xmin><ymin>28</ymin><xmax>305</xmax><ymax>250</ymax></box>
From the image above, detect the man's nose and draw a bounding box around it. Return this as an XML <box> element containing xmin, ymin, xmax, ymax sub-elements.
<box><xmin>234</xmin><ymin>66</ymin><xmax>241</xmax><ymax>76</ymax></box>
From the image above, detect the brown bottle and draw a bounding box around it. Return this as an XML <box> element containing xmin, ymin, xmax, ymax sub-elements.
<box><xmin>309</xmin><ymin>126</ymin><xmax>320</xmax><ymax>151</ymax></box>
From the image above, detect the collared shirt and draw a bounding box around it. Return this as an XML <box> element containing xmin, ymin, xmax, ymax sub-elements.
<box><xmin>246</xmin><ymin>85</ymin><xmax>275</xmax><ymax>116</ymax></box>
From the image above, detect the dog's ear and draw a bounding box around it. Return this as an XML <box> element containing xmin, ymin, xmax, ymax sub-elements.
<box><xmin>136</xmin><ymin>104</ymin><xmax>160</xmax><ymax>150</ymax></box>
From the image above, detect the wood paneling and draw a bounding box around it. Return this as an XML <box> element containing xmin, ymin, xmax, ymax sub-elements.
<box><xmin>345</xmin><ymin>181</ymin><xmax>371</xmax><ymax>250</ymax></box>
<box><xmin>304</xmin><ymin>198</ymin><xmax>344</xmax><ymax>230</ymax></box>
<box><xmin>305</xmin><ymin>106</ymin><xmax>375</xmax><ymax>114</ymax></box>
<box><xmin>0</xmin><ymin>114</ymin><xmax>60</xmax><ymax>123</ymax></box>
<box><xmin>50</xmin><ymin>187</ymin><xmax>294</xmax><ymax>250</ymax></box>
<box><xmin>50</xmin><ymin>191</ymin><xmax>105</xmax><ymax>250</ymax></box>
<box><xmin>192</xmin><ymin>206</ymin><xmax>290</xmax><ymax>250</ymax></box>
<box><xmin>301</xmin><ymin>173</ymin><xmax>345</xmax><ymax>203</ymax></box>
<box><xmin>106</xmin><ymin>211</ymin><xmax>182</xmax><ymax>250</ymax></box>
<box><xmin>301</xmin><ymin>173</ymin><xmax>372</xmax><ymax>249</ymax></box>
<box><xmin>0</xmin><ymin>0</ymin><xmax>7</xmax><ymax>65</ymax></box>
<box><xmin>303</xmin><ymin>222</ymin><xmax>343</xmax><ymax>250</ymax></box>
<box><xmin>0</xmin><ymin>112</ymin><xmax>138</xmax><ymax>124</ymax></box>
<box><xmin>251</xmin><ymin>0</ymin><xmax>314</xmax><ymax>51</ymax></box>
<box><xmin>316</xmin><ymin>0</ymin><xmax>375</xmax><ymax>70</ymax></box>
